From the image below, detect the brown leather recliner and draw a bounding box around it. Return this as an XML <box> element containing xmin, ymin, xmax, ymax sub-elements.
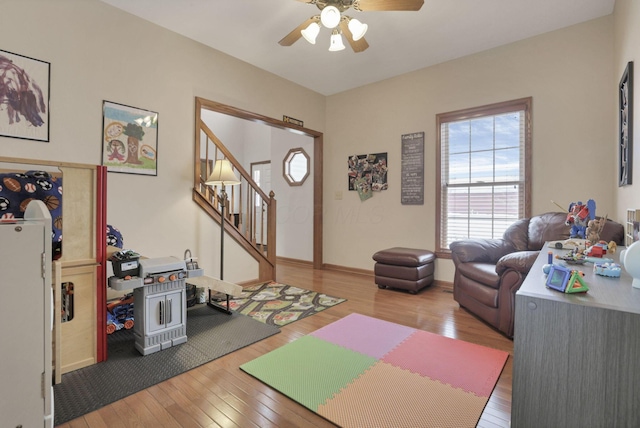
<box><xmin>449</xmin><ymin>212</ymin><xmax>624</xmax><ymax>338</ymax></box>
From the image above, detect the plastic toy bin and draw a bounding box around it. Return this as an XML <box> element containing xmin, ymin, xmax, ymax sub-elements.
<box><xmin>112</xmin><ymin>257</ymin><xmax>140</xmax><ymax>277</ymax></box>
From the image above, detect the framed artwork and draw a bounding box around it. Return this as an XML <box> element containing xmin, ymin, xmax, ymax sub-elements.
<box><xmin>347</xmin><ymin>152</ymin><xmax>388</xmax><ymax>192</ymax></box>
<box><xmin>619</xmin><ymin>61</ymin><xmax>633</xmax><ymax>186</ymax></box>
<box><xmin>102</xmin><ymin>101</ymin><xmax>158</xmax><ymax>175</ymax></box>
<box><xmin>0</xmin><ymin>49</ymin><xmax>50</xmax><ymax>142</ymax></box>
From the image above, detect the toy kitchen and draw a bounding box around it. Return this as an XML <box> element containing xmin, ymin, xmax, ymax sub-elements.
<box><xmin>109</xmin><ymin>253</ymin><xmax>191</xmax><ymax>356</ymax></box>
<box><xmin>108</xmin><ymin>249</ymin><xmax>243</xmax><ymax>356</ymax></box>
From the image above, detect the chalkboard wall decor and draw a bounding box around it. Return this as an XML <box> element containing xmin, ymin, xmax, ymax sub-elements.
<box><xmin>401</xmin><ymin>132</ymin><xmax>424</xmax><ymax>205</ymax></box>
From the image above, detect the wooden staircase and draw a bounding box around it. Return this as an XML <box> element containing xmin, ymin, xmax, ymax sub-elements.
<box><xmin>192</xmin><ymin>101</ymin><xmax>276</xmax><ymax>283</ymax></box>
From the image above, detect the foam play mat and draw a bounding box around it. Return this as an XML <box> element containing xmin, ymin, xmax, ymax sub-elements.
<box><xmin>241</xmin><ymin>313</ymin><xmax>508</xmax><ymax>427</ymax></box>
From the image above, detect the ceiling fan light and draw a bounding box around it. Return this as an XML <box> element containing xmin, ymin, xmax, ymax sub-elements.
<box><xmin>320</xmin><ymin>5</ymin><xmax>341</xmax><ymax>29</ymax></box>
<box><xmin>329</xmin><ymin>31</ymin><xmax>345</xmax><ymax>52</ymax></box>
<box><xmin>301</xmin><ymin>22</ymin><xmax>320</xmax><ymax>44</ymax></box>
<box><xmin>348</xmin><ymin>18</ymin><xmax>368</xmax><ymax>41</ymax></box>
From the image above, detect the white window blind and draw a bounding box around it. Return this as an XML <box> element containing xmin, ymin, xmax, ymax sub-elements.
<box><xmin>437</xmin><ymin>98</ymin><xmax>531</xmax><ymax>251</ymax></box>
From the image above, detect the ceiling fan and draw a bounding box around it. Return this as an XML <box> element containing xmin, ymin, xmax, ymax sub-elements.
<box><xmin>279</xmin><ymin>0</ymin><xmax>424</xmax><ymax>53</ymax></box>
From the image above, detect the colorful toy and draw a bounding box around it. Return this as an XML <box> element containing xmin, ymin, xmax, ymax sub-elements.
<box><xmin>106</xmin><ymin>312</ymin><xmax>120</xmax><ymax>335</ymax></box>
<box><xmin>546</xmin><ymin>264</ymin><xmax>589</xmax><ymax>293</ymax></box>
<box><xmin>586</xmin><ymin>216</ymin><xmax>607</xmax><ymax>243</ymax></box>
<box><xmin>106</xmin><ymin>293</ymin><xmax>134</xmax><ymax>334</ymax></box>
<box><xmin>584</xmin><ymin>241</ymin><xmax>608</xmax><ymax>258</ymax></box>
<box><xmin>542</xmin><ymin>251</ymin><xmax>553</xmax><ymax>274</ymax></box>
<box><xmin>593</xmin><ymin>262</ymin><xmax>622</xmax><ymax>278</ymax></box>
<box><xmin>556</xmin><ymin>251</ymin><xmax>586</xmax><ymax>265</ymax></box>
<box><xmin>565</xmin><ymin>199</ymin><xmax>596</xmax><ymax>239</ymax></box>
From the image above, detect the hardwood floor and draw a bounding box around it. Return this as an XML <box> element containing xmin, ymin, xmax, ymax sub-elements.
<box><xmin>57</xmin><ymin>262</ymin><xmax>513</xmax><ymax>428</ymax></box>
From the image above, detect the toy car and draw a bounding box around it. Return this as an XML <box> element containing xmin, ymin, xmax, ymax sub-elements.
<box><xmin>106</xmin><ymin>293</ymin><xmax>134</xmax><ymax>334</ymax></box>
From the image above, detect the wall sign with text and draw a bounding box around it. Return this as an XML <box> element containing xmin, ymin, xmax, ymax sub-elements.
<box><xmin>401</xmin><ymin>132</ymin><xmax>424</xmax><ymax>205</ymax></box>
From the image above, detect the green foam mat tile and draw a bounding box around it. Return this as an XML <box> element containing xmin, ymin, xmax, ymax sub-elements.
<box><xmin>240</xmin><ymin>335</ymin><xmax>377</xmax><ymax>410</ymax></box>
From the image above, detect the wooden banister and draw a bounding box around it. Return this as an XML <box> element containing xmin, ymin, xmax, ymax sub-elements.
<box><xmin>193</xmin><ymin>108</ymin><xmax>276</xmax><ymax>283</ymax></box>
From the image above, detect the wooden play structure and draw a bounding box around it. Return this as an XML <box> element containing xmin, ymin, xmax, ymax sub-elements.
<box><xmin>0</xmin><ymin>156</ymin><xmax>108</xmax><ymax>384</ymax></box>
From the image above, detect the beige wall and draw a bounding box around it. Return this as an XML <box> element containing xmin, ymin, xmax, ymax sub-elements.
<box><xmin>0</xmin><ymin>1</ymin><xmax>623</xmax><ymax>283</ymax></box>
<box><xmin>614</xmin><ymin>0</ymin><xmax>640</xmax><ymax>229</ymax></box>
<box><xmin>0</xmin><ymin>0</ymin><xmax>325</xmax><ymax>283</ymax></box>
<box><xmin>324</xmin><ymin>17</ymin><xmax>615</xmax><ymax>279</ymax></box>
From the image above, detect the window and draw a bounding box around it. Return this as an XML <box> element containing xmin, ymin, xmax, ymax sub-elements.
<box><xmin>283</xmin><ymin>148</ymin><xmax>310</xmax><ymax>186</ymax></box>
<box><xmin>436</xmin><ymin>98</ymin><xmax>531</xmax><ymax>256</ymax></box>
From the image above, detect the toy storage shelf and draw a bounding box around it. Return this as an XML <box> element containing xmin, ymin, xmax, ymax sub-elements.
<box><xmin>626</xmin><ymin>209</ymin><xmax>640</xmax><ymax>246</ymax></box>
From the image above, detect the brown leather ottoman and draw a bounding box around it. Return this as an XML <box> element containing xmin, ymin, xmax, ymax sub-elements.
<box><xmin>373</xmin><ymin>247</ymin><xmax>435</xmax><ymax>294</ymax></box>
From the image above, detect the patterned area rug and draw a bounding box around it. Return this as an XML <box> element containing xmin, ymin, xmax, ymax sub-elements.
<box><xmin>241</xmin><ymin>313</ymin><xmax>509</xmax><ymax>428</ymax></box>
<box><xmin>227</xmin><ymin>282</ymin><xmax>346</xmax><ymax>326</ymax></box>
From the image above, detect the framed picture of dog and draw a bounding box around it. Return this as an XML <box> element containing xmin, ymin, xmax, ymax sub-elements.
<box><xmin>0</xmin><ymin>49</ymin><xmax>50</xmax><ymax>142</ymax></box>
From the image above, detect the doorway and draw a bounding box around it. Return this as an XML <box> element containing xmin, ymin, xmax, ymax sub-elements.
<box><xmin>197</xmin><ymin>97</ymin><xmax>323</xmax><ymax>269</ymax></box>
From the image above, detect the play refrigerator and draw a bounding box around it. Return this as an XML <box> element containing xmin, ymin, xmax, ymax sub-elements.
<box><xmin>0</xmin><ymin>200</ymin><xmax>54</xmax><ymax>427</ymax></box>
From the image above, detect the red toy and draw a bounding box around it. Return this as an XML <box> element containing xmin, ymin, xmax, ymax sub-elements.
<box><xmin>585</xmin><ymin>241</ymin><xmax>609</xmax><ymax>258</ymax></box>
<box><xmin>565</xmin><ymin>199</ymin><xmax>596</xmax><ymax>239</ymax></box>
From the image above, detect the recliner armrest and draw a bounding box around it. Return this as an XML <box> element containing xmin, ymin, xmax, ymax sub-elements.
<box><xmin>450</xmin><ymin>239</ymin><xmax>515</xmax><ymax>264</ymax></box>
<box><xmin>496</xmin><ymin>250</ymin><xmax>539</xmax><ymax>275</ymax></box>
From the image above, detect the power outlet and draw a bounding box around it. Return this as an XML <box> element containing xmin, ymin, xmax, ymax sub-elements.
<box><xmin>334</xmin><ymin>190</ymin><xmax>343</xmax><ymax>200</ymax></box>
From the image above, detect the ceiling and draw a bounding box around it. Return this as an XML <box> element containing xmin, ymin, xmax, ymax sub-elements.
<box><xmin>98</xmin><ymin>0</ymin><xmax>615</xmax><ymax>96</ymax></box>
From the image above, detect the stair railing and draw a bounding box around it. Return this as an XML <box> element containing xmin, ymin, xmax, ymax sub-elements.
<box><xmin>192</xmin><ymin>118</ymin><xmax>276</xmax><ymax>282</ymax></box>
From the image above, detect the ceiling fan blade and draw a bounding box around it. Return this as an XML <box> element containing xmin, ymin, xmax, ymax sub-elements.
<box><xmin>279</xmin><ymin>17</ymin><xmax>317</xmax><ymax>46</ymax></box>
<box><xmin>356</xmin><ymin>0</ymin><xmax>424</xmax><ymax>11</ymax></box>
<box><xmin>339</xmin><ymin>20</ymin><xmax>369</xmax><ymax>52</ymax></box>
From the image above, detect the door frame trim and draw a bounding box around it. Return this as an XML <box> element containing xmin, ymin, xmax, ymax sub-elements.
<box><xmin>197</xmin><ymin>97</ymin><xmax>323</xmax><ymax>269</ymax></box>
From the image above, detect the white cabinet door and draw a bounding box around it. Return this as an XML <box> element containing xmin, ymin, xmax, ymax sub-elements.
<box><xmin>146</xmin><ymin>290</ymin><xmax>184</xmax><ymax>333</ymax></box>
<box><xmin>164</xmin><ymin>290</ymin><xmax>184</xmax><ymax>330</ymax></box>
<box><xmin>0</xmin><ymin>222</ymin><xmax>47</xmax><ymax>427</ymax></box>
<box><xmin>146</xmin><ymin>294</ymin><xmax>166</xmax><ymax>334</ymax></box>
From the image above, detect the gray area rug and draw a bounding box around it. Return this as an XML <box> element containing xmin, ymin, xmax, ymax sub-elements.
<box><xmin>54</xmin><ymin>304</ymin><xmax>280</xmax><ymax>425</ymax></box>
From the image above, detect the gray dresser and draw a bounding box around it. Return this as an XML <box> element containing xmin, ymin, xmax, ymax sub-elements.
<box><xmin>513</xmin><ymin>245</ymin><xmax>640</xmax><ymax>427</ymax></box>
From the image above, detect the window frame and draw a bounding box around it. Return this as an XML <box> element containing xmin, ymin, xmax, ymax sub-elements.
<box><xmin>283</xmin><ymin>147</ymin><xmax>310</xmax><ymax>186</ymax></box>
<box><xmin>435</xmin><ymin>97</ymin><xmax>532</xmax><ymax>258</ymax></box>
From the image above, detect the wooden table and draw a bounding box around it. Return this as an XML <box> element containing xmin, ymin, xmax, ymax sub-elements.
<box><xmin>512</xmin><ymin>245</ymin><xmax>640</xmax><ymax>428</ymax></box>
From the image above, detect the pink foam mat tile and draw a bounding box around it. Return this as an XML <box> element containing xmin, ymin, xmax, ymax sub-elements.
<box><xmin>310</xmin><ymin>313</ymin><xmax>416</xmax><ymax>359</ymax></box>
<box><xmin>382</xmin><ymin>329</ymin><xmax>509</xmax><ymax>397</ymax></box>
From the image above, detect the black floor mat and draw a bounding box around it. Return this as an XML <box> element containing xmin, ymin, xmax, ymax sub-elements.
<box><xmin>53</xmin><ymin>304</ymin><xmax>280</xmax><ymax>425</ymax></box>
